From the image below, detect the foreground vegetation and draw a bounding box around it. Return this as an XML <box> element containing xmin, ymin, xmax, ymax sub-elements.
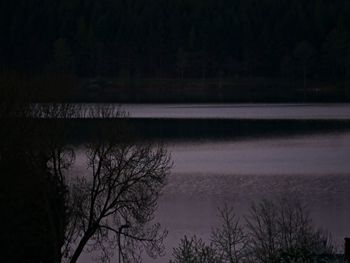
<box><xmin>0</xmin><ymin>100</ymin><xmax>172</xmax><ymax>262</ymax></box>
<box><xmin>171</xmin><ymin>198</ymin><xmax>336</xmax><ymax>263</ymax></box>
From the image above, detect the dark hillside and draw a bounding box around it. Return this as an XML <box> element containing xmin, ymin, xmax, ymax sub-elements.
<box><xmin>1</xmin><ymin>0</ymin><xmax>350</xmax><ymax>101</ymax></box>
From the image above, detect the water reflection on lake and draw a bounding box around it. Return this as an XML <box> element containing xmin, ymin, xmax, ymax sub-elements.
<box><xmin>120</xmin><ymin>103</ymin><xmax>350</xmax><ymax>119</ymax></box>
<box><xmin>79</xmin><ymin>103</ymin><xmax>350</xmax><ymax>119</ymax></box>
<box><xmin>75</xmin><ymin>104</ymin><xmax>350</xmax><ymax>262</ymax></box>
<box><xmin>170</xmin><ymin>133</ymin><xmax>350</xmax><ymax>175</ymax></box>
<box><xmin>153</xmin><ymin>132</ymin><xmax>350</xmax><ymax>262</ymax></box>
<box><xmin>76</xmin><ymin>131</ymin><xmax>350</xmax><ymax>262</ymax></box>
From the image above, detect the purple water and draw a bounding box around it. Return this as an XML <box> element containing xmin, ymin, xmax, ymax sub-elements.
<box><xmin>75</xmin><ymin>132</ymin><xmax>350</xmax><ymax>262</ymax></box>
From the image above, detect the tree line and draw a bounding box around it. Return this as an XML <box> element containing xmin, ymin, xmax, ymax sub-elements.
<box><xmin>1</xmin><ymin>0</ymin><xmax>350</xmax><ymax>81</ymax></box>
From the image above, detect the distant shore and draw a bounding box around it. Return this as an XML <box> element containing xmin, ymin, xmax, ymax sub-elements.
<box><xmin>1</xmin><ymin>71</ymin><xmax>349</xmax><ymax>103</ymax></box>
<box><xmin>74</xmin><ymin>77</ymin><xmax>350</xmax><ymax>103</ymax></box>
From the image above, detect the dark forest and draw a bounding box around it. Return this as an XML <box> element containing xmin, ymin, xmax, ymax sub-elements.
<box><xmin>1</xmin><ymin>0</ymin><xmax>350</xmax><ymax>101</ymax></box>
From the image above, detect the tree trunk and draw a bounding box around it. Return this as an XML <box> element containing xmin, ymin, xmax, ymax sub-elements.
<box><xmin>69</xmin><ymin>230</ymin><xmax>95</xmax><ymax>263</ymax></box>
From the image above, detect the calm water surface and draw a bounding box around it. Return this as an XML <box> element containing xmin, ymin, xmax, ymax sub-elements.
<box><xmin>86</xmin><ymin>103</ymin><xmax>350</xmax><ymax>119</ymax></box>
<box><xmin>76</xmin><ymin>104</ymin><xmax>350</xmax><ymax>262</ymax></box>
<box><xmin>76</xmin><ymin>133</ymin><xmax>350</xmax><ymax>262</ymax></box>
<box><xmin>153</xmin><ymin>133</ymin><xmax>350</xmax><ymax>262</ymax></box>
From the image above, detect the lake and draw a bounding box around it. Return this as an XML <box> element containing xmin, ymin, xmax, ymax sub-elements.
<box><xmin>82</xmin><ymin>103</ymin><xmax>350</xmax><ymax>119</ymax></box>
<box><xmin>76</xmin><ymin>104</ymin><xmax>350</xmax><ymax>262</ymax></box>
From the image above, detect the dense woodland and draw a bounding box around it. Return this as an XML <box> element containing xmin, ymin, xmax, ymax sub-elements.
<box><xmin>1</xmin><ymin>0</ymin><xmax>350</xmax><ymax>101</ymax></box>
